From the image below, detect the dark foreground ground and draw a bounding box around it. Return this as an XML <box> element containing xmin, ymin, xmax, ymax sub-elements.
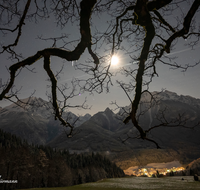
<box><xmin>19</xmin><ymin>176</ymin><xmax>200</xmax><ymax>190</ymax></box>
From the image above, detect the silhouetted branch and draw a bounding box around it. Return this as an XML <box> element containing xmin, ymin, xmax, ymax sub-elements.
<box><xmin>1</xmin><ymin>0</ymin><xmax>200</xmax><ymax>145</ymax></box>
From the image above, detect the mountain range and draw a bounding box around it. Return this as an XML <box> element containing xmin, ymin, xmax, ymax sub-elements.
<box><xmin>0</xmin><ymin>97</ymin><xmax>91</xmax><ymax>145</ymax></box>
<box><xmin>1</xmin><ymin>90</ymin><xmax>200</xmax><ymax>169</ymax></box>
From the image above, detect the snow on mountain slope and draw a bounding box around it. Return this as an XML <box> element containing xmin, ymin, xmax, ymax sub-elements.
<box><xmin>0</xmin><ymin>97</ymin><xmax>91</xmax><ymax>144</ymax></box>
<box><xmin>142</xmin><ymin>90</ymin><xmax>200</xmax><ymax>108</ymax></box>
<box><xmin>3</xmin><ymin>97</ymin><xmax>53</xmax><ymax>118</ymax></box>
<box><xmin>1</xmin><ymin>97</ymin><xmax>91</xmax><ymax>125</ymax></box>
<box><xmin>117</xmin><ymin>90</ymin><xmax>200</xmax><ymax>128</ymax></box>
<box><xmin>0</xmin><ymin>109</ymin><xmax>49</xmax><ymax>144</ymax></box>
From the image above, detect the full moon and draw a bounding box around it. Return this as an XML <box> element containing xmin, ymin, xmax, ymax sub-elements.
<box><xmin>111</xmin><ymin>55</ymin><xmax>119</xmax><ymax>66</ymax></box>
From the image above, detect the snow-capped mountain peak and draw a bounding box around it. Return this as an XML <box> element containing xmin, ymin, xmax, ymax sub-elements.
<box><xmin>1</xmin><ymin>97</ymin><xmax>53</xmax><ymax>118</ymax></box>
<box><xmin>153</xmin><ymin>90</ymin><xmax>200</xmax><ymax>108</ymax></box>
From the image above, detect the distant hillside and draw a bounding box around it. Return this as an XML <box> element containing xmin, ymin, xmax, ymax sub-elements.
<box><xmin>0</xmin><ymin>129</ymin><xmax>124</xmax><ymax>190</ymax></box>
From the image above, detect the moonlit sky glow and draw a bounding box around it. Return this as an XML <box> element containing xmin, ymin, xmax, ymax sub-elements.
<box><xmin>111</xmin><ymin>55</ymin><xmax>119</xmax><ymax>66</ymax></box>
<box><xmin>0</xmin><ymin>1</ymin><xmax>200</xmax><ymax>116</ymax></box>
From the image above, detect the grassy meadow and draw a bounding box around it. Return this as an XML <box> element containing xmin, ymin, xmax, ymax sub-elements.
<box><xmin>18</xmin><ymin>176</ymin><xmax>200</xmax><ymax>190</ymax></box>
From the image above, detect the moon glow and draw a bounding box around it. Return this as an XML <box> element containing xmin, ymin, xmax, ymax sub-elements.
<box><xmin>111</xmin><ymin>55</ymin><xmax>119</xmax><ymax>66</ymax></box>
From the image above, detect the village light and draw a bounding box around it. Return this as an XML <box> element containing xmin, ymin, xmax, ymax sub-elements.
<box><xmin>126</xmin><ymin>166</ymin><xmax>186</xmax><ymax>177</ymax></box>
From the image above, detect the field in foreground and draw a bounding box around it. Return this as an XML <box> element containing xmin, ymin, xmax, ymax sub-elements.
<box><xmin>19</xmin><ymin>176</ymin><xmax>200</xmax><ymax>190</ymax></box>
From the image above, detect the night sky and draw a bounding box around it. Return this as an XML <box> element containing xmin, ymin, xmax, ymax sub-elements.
<box><xmin>0</xmin><ymin>1</ymin><xmax>200</xmax><ymax>115</ymax></box>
